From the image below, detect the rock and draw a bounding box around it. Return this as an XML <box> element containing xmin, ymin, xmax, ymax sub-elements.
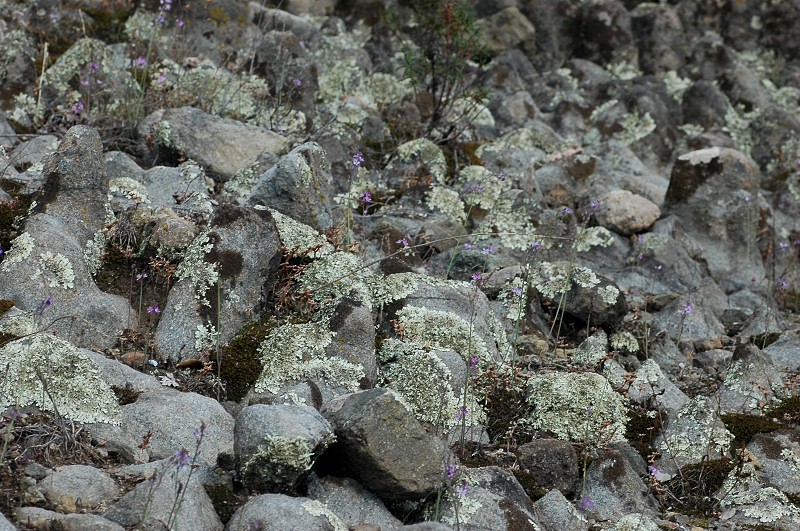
<box><xmin>80</xmin><ymin>349</ymin><xmax>162</xmax><ymax>392</ymax></box>
<box><xmin>155</xmin><ymin>203</ymin><xmax>281</xmax><ymax>362</ymax></box>
<box><xmin>606</xmin><ymin>358</ymin><xmax>689</xmax><ymax>413</ymax></box>
<box><xmin>763</xmin><ymin>329</ymin><xmax>800</xmax><ymax>373</ymax></box>
<box><xmin>519</xmin><ymin>0</ymin><xmax>582</xmax><ymax>72</ymax></box>
<box><xmin>39</xmin><ymin>464</ymin><xmax>118</xmax><ymax>513</ymax></box>
<box><xmin>307</xmin><ymin>475</ymin><xmax>403</xmax><ymax>530</ymax></box>
<box><xmin>532</xmin><ymin>489</ymin><xmax>588</xmax><ymax>531</ymax></box>
<box><xmin>594</xmin><ymin>189</ymin><xmax>660</xmax><ymax>235</ymax></box>
<box><xmin>15</xmin><ymin>507</ymin><xmax>125</xmax><ymax>530</ymax></box>
<box><xmin>516</xmin><ymin>438</ymin><xmax>580</xmax><ymax>495</ymax></box>
<box><xmin>681</xmin><ymin>81</ymin><xmax>729</xmax><ymax>130</ymax></box>
<box><xmin>246</xmin><ymin>142</ymin><xmax>336</xmax><ymax>231</ymax></box>
<box><xmin>148</xmin><ymin>107</ymin><xmax>289</xmax><ymax>181</ymax></box>
<box><xmin>630</xmin><ymin>3</ymin><xmax>685</xmax><ymax>74</ymax></box>
<box><xmin>434</xmin><ymin>466</ymin><xmax>540</xmax><ymax>530</ymax></box>
<box><xmin>10</xmin><ymin>134</ymin><xmax>58</xmax><ymax>169</ymax></box>
<box><xmin>324</xmin><ymin>298</ymin><xmax>377</xmax><ymax>388</ymax></box>
<box><xmin>224</xmin><ymin>494</ymin><xmax>345</xmax><ymax>531</ymax></box>
<box><xmin>320</xmin><ymin>388</ymin><xmax>446</xmax><ymax>500</ymax></box>
<box><xmin>112</xmin><ymin>389</ymin><xmax>234</xmax><ymax>466</ymax></box>
<box><xmin>579</xmin><ymin>0</ymin><xmax>638</xmax><ymax>67</ymax></box>
<box><xmin>580</xmin><ymin>449</ymin><xmax>659</xmax><ymax>520</ymax></box>
<box><xmin>234</xmin><ymin>404</ymin><xmax>335</xmax><ymax>492</ymax></box>
<box><xmin>477</xmin><ymin>7</ymin><xmax>536</xmax><ymax>58</ymax></box>
<box><xmin>747</xmin><ymin>430</ymin><xmax>800</xmax><ymax>495</ymax></box>
<box><xmin>103</xmin><ymin>461</ymin><xmax>223</xmax><ymax>531</ymax></box>
<box><xmin>716</xmin><ymin>343</ymin><xmax>785</xmax><ymax>414</ymax></box>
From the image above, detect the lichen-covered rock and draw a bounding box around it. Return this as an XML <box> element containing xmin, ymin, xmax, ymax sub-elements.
<box><xmin>681</xmin><ymin>81</ymin><xmax>729</xmax><ymax>130</ymax></box>
<box><xmin>0</xmin><ymin>332</ymin><xmax>121</xmax><ymax>425</ymax></box>
<box><xmin>747</xmin><ymin>429</ymin><xmax>800</xmax><ymax>496</ymax></box>
<box><xmin>630</xmin><ymin>4</ymin><xmax>685</xmax><ymax>74</ymax></box>
<box><xmin>155</xmin><ymin>203</ymin><xmax>281</xmax><ymax>362</ymax></box>
<box><xmin>717</xmin><ymin>462</ymin><xmax>800</xmax><ymax>529</ymax></box>
<box><xmin>532</xmin><ymin>489</ymin><xmax>588</xmax><ymax>531</ymax></box>
<box><xmin>224</xmin><ymin>494</ymin><xmax>345</xmax><ymax>531</ymax></box>
<box><xmin>246</xmin><ymin>142</ymin><xmax>336</xmax><ymax>231</ymax></box>
<box><xmin>14</xmin><ymin>508</ymin><xmax>124</xmax><ymax>531</ymax></box>
<box><xmin>39</xmin><ymin>465</ymin><xmax>118</xmax><ymax>513</ymax></box>
<box><xmin>234</xmin><ymin>404</ymin><xmax>335</xmax><ymax>493</ymax></box>
<box><xmin>320</xmin><ymin>388</ymin><xmax>446</xmax><ymax>500</ymax></box>
<box><xmin>476</xmin><ymin>7</ymin><xmax>536</xmax><ymax>58</ymax></box>
<box><xmin>579</xmin><ymin>0</ymin><xmax>638</xmax><ymax>67</ymax></box>
<box><xmin>148</xmin><ymin>106</ymin><xmax>289</xmax><ymax>181</ymax></box>
<box><xmin>432</xmin><ymin>467</ymin><xmax>541</xmax><ymax>531</ymax></box>
<box><xmin>324</xmin><ymin>297</ymin><xmax>377</xmax><ymax>388</ymax></box>
<box><xmin>525</xmin><ymin>371</ymin><xmax>628</xmax><ymax>445</ymax></box>
<box><xmin>716</xmin><ymin>343</ymin><xmax>785</xmax><ymax>414</ymax></box>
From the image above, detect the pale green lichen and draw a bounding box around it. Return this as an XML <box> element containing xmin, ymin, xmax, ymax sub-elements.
<box><xmin>526</xmin><ymin>371</ymin><xmax>628</xmax><ymax>445</ymax></box>
<box><xmin>598</xmin><ymin>285</ymin><xmax>620</xmax><ymax>305</ymax></box>
<box><xmin>780</xmin><ymin>448</ymin><xmax>800</xmax><ymax>472</ymax></box>
<box><xmin>720</xmin><ymin>463</ymin><xmax>800</xmax><ymax>524</ymax></box>
<box><xmin>393</xmin><ymin>139</ymin><xmax>448</xmax><ymax>185</ymax></box>
<box><xmin>498</xmin><ymin>276</ymin><xmax>528</xmax><ymax>324</ymax></box>
<box><xmin>175</xmin><ymin>228</ymin><xmax>219</xmax><ymax>307</ymax></box>
<box><xmin>658</xmin><ymin>396</ymin><xmax>733</xmax><ymax>461</ymax></box>
<box><xmin>0</xmin><ymin>232</ymin><xmax>35</xmax><ymax>272</ymax></box>
<box><xmin>611</xmin><ymin>513</ymin><xmax>660</xmax><ymax>531</ymax></box>
<box><xmin>301</xmin><ymin>500</ymin><xmax>348</xmax><ymax>531</ymax></box>
<box><xmin>0</xmin><ymin>334</ymin><xmax>121</xmax><ymax>425</ymax></box>
<box><xmin>608</xmin><ymin>61</ymin><xmax>641</xmax><ymax>81</ymax></box>
<box><xmin>572</xmin><ymin>330</ymin><xmax>607</xmax><ymax>365</ymax></box>
<box><xmin>662</xmin><ymin>71</ymin><xmax>692</xmax><ymax>102</ymax></box>
<box><xmin>255</xmin><ymin>321</ymin><xmax>363</xmax><ymax>394</ymax></box>
<box><xmin>573</xmin><ymin>226</ymin><xmax>614</xmax><ymax>253</ymax></box>
<box><xmin>722</xmin><ymin>359</ymin><xmax>781</xmax><ymax>412</ymax></box>
<box><xmin>615</xmin><ymin>111</ymin><xmax>656</xmax><ymax>146</ymax></box>
<box><xmin>610</xmin><ymin>330</ymin><xmax>639</xmax><ymax>353</ymax></box>
<box><xmin>194</xmin><ymin>323</ymin><xmax>220</xmax><ymax>352</ymax></box>
<box><xmin>268</xmin><ymin>207</ymin><xmax>334</xmax><ymax>258</ymax></box>
<box><xmin>379</xmin><ymin>340</ymin><xmax>484</xmax><ymax>429</ymax></box>
<box><xmin>426</xmin><ymin>186</ymin><xmax>466</xmax><ymax>224</ymax></box>
<box><xmin>33</xmin><ymin>252</ymin><xmax>75</xmax><ymax>290</ymax></box>
<box><xmin>239</xmin><ymin>434</ymin><xmax>326</xmax><ymax>491</ymax></box>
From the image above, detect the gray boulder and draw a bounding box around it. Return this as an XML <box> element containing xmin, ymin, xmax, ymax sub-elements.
<box><xmin>320</xmin><ymin>388</ymin><xmax>446</xmax><ymax>500</ymax></box>
<box><xmin>580</xmin><ymin>449</ymin><xmax>659</xmax><ymax>521</ymax></box>
<box><xmin>39</xmin><ymin>464</ymin><xmax>118</xmax><ymax>513</ymax></box>
<box><xmin>15</xmin><ymin>507</ymin><xmax>124</xmax><ymax>530</ymax></box>
<box><xmin>516</xmin><ymin>438</ymin><xmax>579</xmax><ymax>496</ymax></box>
<box><xmin>532</xmin><ymin>489</ymin><xmax>588</xmax><ymax>531</ymax></box>
<box><xmin>234</xmin><ymin>404</ymin><xmax>335</xmax><ymax>493</ymax></box>
<box><xmin>307</xmin><ymin>475</ymin><xmax>403</xmax><ymax>530</ymax></box>
<box><xmin>224</xmin><ymin>494</ymin><xmax>344</xmax><ymax>531</ymax></box>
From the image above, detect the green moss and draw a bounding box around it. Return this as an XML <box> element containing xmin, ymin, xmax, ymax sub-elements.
<box><xmin>721</xmin><ymin>413</ymin><xmax>785</xmax><ymax>447</ymax></box>
<box><xmin>111</xmin><ymin>385</ymin><xmax>142</xmax><ymax>406</ymax></box>
<box><xmin>626</xmin><ymin>406</ymin><xmax>662</xmax><ymax>459</ymax></box>
<box><xmin>218</xmin><ymin>320</ymin><xmax>269</xmax><ymax>402</ymax></box>
<box><xmin>203</xmin><ymin>483</ymin><xmax>240</xmax><ymax>524</ymax></box>
<box><xmin>511</xmin><ymin>469</ymin><xmax>548</xmax><ymax>502</ymax></box>
<box><xmin>765</xmin><ymin>395</ymin><xmax>800</xmax><ymax>424</ymax></box>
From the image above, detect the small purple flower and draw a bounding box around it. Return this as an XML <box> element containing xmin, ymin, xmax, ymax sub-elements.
<box><xmin>8</xmin><ymin>408</ymin><xmax>18</xmax><ymax>420</ymax></box>
<box><xmin>72</xmin><ymin>101</ymin><xmax>84</xmax><ymax>113</ymax></box>
<box><xmin>352</xmin><ymin>151</ymin><xmax>364</xmax><ymax>168</ymax></box>
<box><xmin>498</xmin><ymin>171</ymin><xmax>506</xmax><ymax>181</ymax></box>
<box><xmin>745</xmin><ymin>194</ymin><xmax>752</xmax><ymax>203</ymax></box>
<box><xmin>154</xmin><ymin>13</ymin><xmax>165</xmax><ymax>24</ymax></box>
<box><xmin>469</xmin><ymin>355</ymin><xmax>478</xmax><ymax>368</ymax></box>
<box><xmin>654</xmin><ymin>264</ymin><xmax>662</xmax><ymax>270</ymax></box>
<box><xmin>396</xmin><ymin>236</ymin><xmax>409</xmax><ymax>248</ymax></box>
<box><xmin>446</xmin><ymin>463</ymin><xmax>458</xmax><ymax>480</ymax></box>
<box><xmin>193</xmin><ymin>423</ymin><xmax>208</xmax><ymax>440</ymax></box>
<box><xmin>147</xmin><ymin>305</ymin><xmax>161</xmax><ymax>314</ymax></box>
<box><xmin>136</xmin><ymin>272</ymin><xmax>147</xmax><ymax>281</ymax></box>
<box><xmin>173</xmin><ymin>448</ymin><xmax>190</xmax><ymax>468</ymax></box>
<box><xmin>80</xmin><ymin>79</ymin><xmax>89</xmax><ymax>87</ymax></box>
<box><xmin>562</xmin><ymin>206</ymin><xmax>572</xmax><ymax>215</ymax></box>
<box><xmin>780</xmin><ymin>242</ymin><xmax>790</xmax><ymax>249</ymax></box>
<box><xmin>0</xmin><ymin>245</ymin><xmax>3</xmax><ymax>255</ymax></box>
<box><xmin>36</xmin><ymin>297</ymin><xmax>53</xmax><ymax>315</ymax></box>
<box><xmin>679</xmin><ymin>301</ymin><xmax>693</xmax><ymax>315</ymax></box>
<box><xmin>175</xmin><ymin>18</ymin><xmax>184</xmax><ymax>27</ymax></box>
<box><xmin>579</xmin><ymin>496</ymin><xmax>594</xmax><ymax>511</ymax></box>
<box><xmin>292</xmin><ymin>78</ymin><xmax>302</xmax><ymax>87</ymax></box>
<box><xmin>777</xmin><ymin>277</ymin><xmax>787</xmax><ymax>290</ymax></box>
<box><xmin>530</xmin><ymin>241</ymin><xmax>541</xmax><ymax>252</ymax></box>
<box><xmin>648</xmin><ymin>463</ymin><xmax>660</xmax><ymax>477</ymax></box>
<box><xmin>454</xmin><ymin>405</ymin><xmax>467</xmax><ymax>420</ymax></box>
<box><xmin>463</xmin><ymin>242</ymin><xmax>474</xmax><ymax>250</ymax></box>
<box><xmin>481</xmin><ymin>243</ymin><xmax>493</xmax><ymax>255</ymax></box>
<box><xmin>510</xmin><ymin>286</ymin><xmax>523</xmax><ymax>298</ymax></box>
<box><xmin>134</xmin><ymin>56</ymin><xmax>146</xmax><ymax>68</ymax></box>
<box><xmin>147</xmin><ymin>474</ymin><xmax>158</xmax><ymax>483</ymax></box>
<box><xmin>457</xmin><ymin>481</ymin><xmax>468</xmax><ymax>497</ymax></box>
<box><xmin>359</xmin><ymin>189</ymin><xmax>372</xmax><ymax>205</ymax></box>
<box><xmin>794</xmin><ymin>239</ymin><xmax>800</xmax><ymax>246</ymax></box>
<box><xmin>49</xmin><ymin>12</ymin><xmax>59</xmax><ymax>20</ymax></box>
<box><xmin>637</xmin><ymin>234</ymin><xmax>643</xmax><ymax>243</ymax></box>
<box><xmin>156</xmin><ymin>72</ymin><xmax>166</xmax><ymax>83</ymax></box>
<box><xmin>90</xmin><ymin>61</ymin><xmax>99</xmax><ymax>71</ymax></box>
<box><xmin>586</xmin><ymin>405</ymin><xmax>592</xmax><ymax>416</ymax></box>
<box><xmin>299</xmin><ymin>40</ymin><xmax>306</xmax><ymax>47</ymax></box>
<box><xmin>471</xmin><ymin>272</ymin><xmax>482</xmax><ymax>283</ymax></box>
<box><xmin>467</xmin><ymin>184</ymin><xmax>484</xmax><ymax>194</ymax></box>
<box><xmin>590</xmin><ymin>200</ymin><xmax>600</xmax><ymax>209</ymax></box>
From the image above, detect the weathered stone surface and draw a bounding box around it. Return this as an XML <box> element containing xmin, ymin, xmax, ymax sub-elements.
<box><xmin>594</xmin><ymin>189</ymin><xmax>660</xmax><ymax>235</ymax></box>
<box><xmin>15</xmin><ymin>507</ymin><xmax>125</xmax><ymax>531</ymax></box>
<box><xmin>320</xmin><ymin>388</ymin><xmax>446</xmax><ymax>500</ymax></box>
<box><xmin>307</xmin><ymin>475</ymin><xmax>403</xmax><ymax>530</ymax></box>
<box><xmin>532</xmin><ymin>489</ymin><xmax>588</xmax><ymax>531</ymax></box>
<box><xmin>581</xmin><ymin>449</ymin><xmax>659</xmax><ymax>520</ymax></box>
<box><xmin>39</xmin><ymin>465</ymin><xmax>118</xmax><ymax>513</ymax></box>
<box><xmin>516</xmin><ymin>438</ymin><xmax>580</xmax><ymax>495</ymax></box>
<box><xmin>224</xmin><ymin>494</ymin><xmax>343</xmax><ymax>531</ymax></box>
<box><xmin>149</xmin><ymin>107</ymin><xmax>289</xmax><ymax>181</ymax></box>
<box><xmin>477</xmin><ymin>7</ymin><xmax>536</xmax><ymax>58</ymax></box>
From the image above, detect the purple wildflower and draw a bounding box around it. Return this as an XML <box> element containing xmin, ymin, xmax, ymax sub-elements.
<box><xmin>80</xmin><ymin>79</ymin><xmax>89</xmax><ymax>87</ymax></box>
<box><xmin>648</xmin><ymin>463</ymin><xmax>660</xmax><ymax>477</ymax></box>
<box><xmin>469</xmin><ymin>355</ymin><xmax>478</xmax><ymax>368</ymax></box>
<box><xmin>147</xmin><ymin>305</ymin><xmax>161</xmax><ymax>314</ymax></box>
<box><xmin>457</xmin><ymin>481</ymin><xmax>468</xmax><ymax>497</ymax></box>
<box><xmin>498</xmin><ymin>171</ymin><xmax>506</xmax><ymax>181</ymax></box>
<box><xmin>471</xmin><ymin>272</ymin><xmax>482</xmax><ymax>283</ymax></box>
<box><xmin>35</xmin><ymin>297</ymin><xmax>53</xmax><ymax>317</ymax></box>
<box><xmin>530</xmin><ymin>241</ymin><xmax>541</xmax><ymax>252</ymax></box>
<box><xmin>352</xmin><ymin>151</ymin><xmax>364</xmax><ymax>168</ymax></box>
<box><xmin>8</xmin><ymin>408</ymin><xmax>18</xmax><ymax>420</ymax></box>
<box><xmin>563</xmin><ymin>206</ymin><xmax>572</xmax><ymax>215</ymax></box>
<box><xmin>154</xmin><ymin>13</ymin><xmax>165</xmax><ymax>24</ymax></box>
<box><xmin>590</xmin><ymin>200</ymin><xmax>600</xmax><ymax>209</ymax></box>
<box><xmin>90</xmin><ymin>61</ymin><xmax>99</xmax><ymax>71</ymax></box>
<box><xmin>510</xmin><ymin>286</ymin><xmax>523</xmax><ymax>298</ymax></box>
<box><xmin>156</xmin><ymin>72</ymin><xmax>166</xmax><ymax>83</ymax></box>
<box><xmin>49</xmin><ymin>12</ymin><xmax>58</xmax><ymax>20</ymax></box>
<box><xmin>579</xmin><ymin>496</ymin><xmax>594</xmax><ymax>511</ymax></box>
<box><xmin>745</xmin><ymin>194</ymin><xmax>751</xmax><ymax>203</ymax></box>
<box><xmin>173</xmin><ymin>448</ymin><xmax>190</xmax><ymax>468</ymax></box>
<box><xmin>396</xmin><ymin>236</ymin><xmax>409</xmax><ymax>248</ymax></box>
<box><xmin>134</xmin><ymin>56</ymin><xmax>146</xmax><ymax>68</ymax></box>
<box><xmin>359</xmin><ymin>189</ymin><xmax>372</xmax><ymax>205</ymax></box>
<box><xmin>654</xmin><ymin>264</ymin><xmax>662</xmax><ymax>270</ymax></box>
<box><xmin>454</xmin><ymin>405</ymin><xmax>467</xmax><ymax>420</ymax></box>
<box><xmin>175</xmin><ymin>18</ymin><xmax>184</xmax><ymax>27</ymax></box>
<box><xmin>780</xmin><ymin>242</ymin><xmax>790</xmax><ymax>249</ymax></box>
<box><xmin>777</xmin><ymin>277</ymin><xmax>787</xmax><ymax>290</ymax></box>
<box><xmin>446</xmin><ymin>463</ymin><xmax>458</xmax><ymax>480</ymax></box>
<box><xmin>71</xmin><ymin>101</ymin><xmax>84</xmax><ymax>113</ymax></box>
<box><xmin>481</xmin><ymin>243</ymin><xmax>493</xmax><ymax>255</ymax></box>
<box><xmin>679</xmin><ymin>301</ymin><xmax>693</xmax><ymax>315</ymax></box>
<box><xmin>193</xmin><ymin>423</ymin><xmax>208</xmax><ymax>440</ymax></box>
<box><xmin>467</xmin><ymin>184</ymin><xmax>484</xmax><ymax>194</ymax></box>
<box><xmin>463</xmin><ymin>242</ymin><xmax>474</xmax><ymax>250</ymax></box>
<box><xmin>136</xmin><ymin>272</ymin><xmax>148</xmax><ymax>281</ymax></box>
<box><xmin>292</xmin><ymin>78</ymin><xmax>302</xmax><ymax>87</ymax></box>
<box><xmin>0</xmin><ymin>245</ymin><xmax>3</xmax><ymax>255</ymax></box>
<box><xmin>586</xmin><ymin>405</ymin><xmax>592</xmax><ymax>416</ymax></box>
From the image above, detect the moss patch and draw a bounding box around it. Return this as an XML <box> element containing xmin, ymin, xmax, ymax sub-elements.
<box><xmin>664</xmin><ymin>458</ymin><xmax>735</xmax><ymax>515</ymax></box>
<box><xmin>766</xmin><ymin>395</ymin><xmax>800</xmax><ymax>425</ymax></box>
<box><xmin>218</xmin><ymin>320</ymin><xmax>270</xmax><ymax>402</ymax></box>
<box><xmin>203</xmin><ymin>483</ymin><xmax>240</xmax><ymax>524</ymax></box>
<box><xmin>626</xmin><ymin>405</ymin><xmax>662</xmax><ymax>460</ymax></box>
<box><xmin>110</xmin><ymin>385</ymin><xmax>142</xmax><ymax>406</ymax></box>
<box><xmin>721</xmin><ymin>413</ymin><xmax>786</xmax><ymax>448</ymax></box>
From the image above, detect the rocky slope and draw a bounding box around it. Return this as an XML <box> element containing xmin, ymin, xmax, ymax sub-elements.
<box><xmin>1</xmin><ymin>0</ymin><xmax>800</xmax><ymax>530</ymax></box>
